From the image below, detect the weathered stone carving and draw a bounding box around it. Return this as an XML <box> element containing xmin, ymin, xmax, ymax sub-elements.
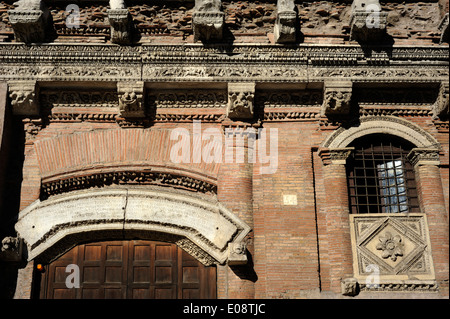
<box><xmin>321</xmin><ymin>81</ymin><xmax>353</xmax><ymax>116</ymax></box>
<box><xmin>228</xmin><ymin>241</ymin><xmax>248</xmax><ymax>266</ymax></box>
<box><xmin>341</xmin><ymin>278</ymin><xmax>359</xmax><ymax>296</ymax></box>
<box><xmin>7</xmin><ymin>0</ymin><xmax>51</xmax><ymax>43</ymax></box>
<box><xmin>192</xmin><ymin>0</ymin><xmax>224</xmax><ymax>42</ymax></box>
<box><xmin>439</xmin><ymin>13</ymin><xmax>449</xmax><ymax>44</ymax></box>
<box><xmin>107</xmin><ymin>0</ymin><xmax>132</xmax><ymax>45</ymax></box>
<box><xmin>407</xmin><ymin>148</ymin><xmax>441</xmax><ymax>167</ymax></box>
<box><xmin>432</xmin><ymin>81</ymin><xmax>449</xmax><ymax>121</ymax></box>
<box><xmin>0</xmin><ymin>236</ymin><xmax>23</xmax><ymax>262</ymax></box>
<box><xmin>350</xmin><ymin>0</ymin><xmax>387</xmax><ymax>43</ymax></box>
<box><xmin>8</xmin><ymin>80</ymin><xmax>39</xmax><ymax>116</ymax></box>
<box><xmin>117</xmin><ymin>81</ymin><xmax>144</xmax><ymax>118</ymax></box>
<box><xmin>349</xmin><ymin>214</ymin><xmax>436</xmax><ymax>284</ymax></box>
<box><xmin>274</xmin><ymin>0</ymin><xmax>298</xmax><ymax>43</ymax></box>
<box><xmin>227</xmin><ymin>82</ymin><xmax>255</xmax><ymax>120</ymax></box>
<box><xmin>318</xmin><ymin>147</ymin><xmax>354</xmax><ymax>166</ymax></box>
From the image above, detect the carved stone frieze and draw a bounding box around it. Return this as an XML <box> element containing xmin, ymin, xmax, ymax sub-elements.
<box><xmin>350</xmin><ymin>214</ymin><xmax>436</xmax><ymax>283</ymax></box>
<box><xmin>192</xmin><ymin>0</ymin><xmax>224</xmax><ymax>42</ymax></box>
<box><xmin>148</xmin><ymin>90</ymin><xmax>227</xmax><ymax>109</ymax></box>
<box><xmin>350</xmin><ymin>0</ymin><xmax>388</xmax><ymax>43</ymax></box>
<box><xmin>227</xmin><ymin>82</ymin><xmax>255</xmax><ymax>121</ymax></box>
<box><xmin>321</xmin><ymin>81</ymin><xmax>353</xmax><ymax>117</ymax></box>
<box><xmin>7</xmin><ymin>0</ymin><xmax>51</xmax><ymax>44</ymax></box>
<box><xmin>8</xmin><ymin>80</ymin><xmax>39</xmax><ymax>116</ymax></box>
<box><xmin>432</xmin><ymin>81</ymin><xmax>449</xmax><ymax>121</ymax></box>
<box><xmin>274</xmin><ymin>0</ymin><xmax>298</xmax><ymax>44</ymax></box>
<box><xmin>117</xmin><ymin>81</ymin><xmax>145</xmax><ymax>118</ymax></box>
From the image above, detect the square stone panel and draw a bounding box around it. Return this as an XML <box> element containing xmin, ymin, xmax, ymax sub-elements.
<box><xmin>350</xmin><ymin>213</ymin><xmax>435</xmax><ymax>282</ymax></box>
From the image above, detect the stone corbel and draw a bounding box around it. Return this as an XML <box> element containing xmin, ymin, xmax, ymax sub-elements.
<box><xmin>8</xmin><ymin>80</ymin><xmax>40</xmax><ymax>116</ymax></box>
<box><xmin>192</xmin><ymin>0</ymin><xmax>224</xmax><ymax>42</ymax></box>
<box><xmin>407</xmin><ymin>148</ymin><xmax>441</xmax><ymax>167</ymax></box>
<box><xmin>0</xmin><ymin>237</ymin><xmax>24</xmax><ymax>263</ymax></box>
<box><xmin>117</xmin><ymin>81</ymin><xmax>145</xmax><ymax>118</ymax></box>
<box><xmin>438</xmin><ymin>13</ymin><xmax>449</xmax><ymax>44</ymax></box>
<box><xmin>274</xmin><ymin>0</ymin><xmax>298</xmax><ymax>44</ymax></box>
<box><xmin>227</xmin><ymin>82</ymin><xmax>255</xmax><ymax>121</ymax></box>
<box><xmin>350</xmin><ymin>0</ymin><xmax>388</xmax><ymax>43</ymax></box>
<box><xmin>7</xmin><ymin>0</ymin><xmax>51</xmax><ymax>44</ymax></box>
<box><xmin>107</xmin><ymin>0</ymin><xmax>132</xmax><ymax>45</ymax></box>
<box><xmin>321</xmin><ymin>81</ymin><xmax>353</xmax><ymax>117</ymax></box>
<box><xmin>227</xmin><ymin>241</ymin><xmax>248</xmax><ymax>266</ymax></box>
<box><xmin>318</xmin><ymin>147</ymin><xmax>354</xmax><ymax>166</ymax></box>
<box><xmin>432</xmin><ymin>81</ymin><xmax>449</xmax><ymax>120</ymax></box>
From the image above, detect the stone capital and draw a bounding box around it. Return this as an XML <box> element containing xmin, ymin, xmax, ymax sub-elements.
<box><xmin>227</xmin><ymin>82</ymin><xmax>256</xmax><ymax>121</ymax></box>
<box><xmin>8</xmin><ymin>80</ymin><xmax>39</xmax><ymax>116</ymax></box>
<box><xmin>107</xmin><ymin>8</ymin><xmax>132</xmax><ymax>45</ymax></box>
<box><xmin>274</xmin><ymin>0</ymin><xmax>298</xmax><ymax>44</ymax></box>
<box><xmin>318</xmin><ymin>147</ymin><xmax>355</xmax><ymax>165</ymax></box>
<box><xmin>407</xmin><ymin>148</ymin><xmax>441</xmax><ymax>167</ymax></box>
<box><xmin>117</xmin><ymin>81</ymin><xmax>145</xmax><ymax>118</ymax></box>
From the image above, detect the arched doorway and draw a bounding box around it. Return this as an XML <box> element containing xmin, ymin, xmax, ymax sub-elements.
<box><xmin>37</xmin><ymin>240</ymin><xmax>216</xmax><ymax>299</ymax></box>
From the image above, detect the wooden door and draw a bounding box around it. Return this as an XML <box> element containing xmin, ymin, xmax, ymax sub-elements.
<box><xmin>38</xmin><ymin>240</ymin><xmax>216</xmax><ymax>299</ymax></box>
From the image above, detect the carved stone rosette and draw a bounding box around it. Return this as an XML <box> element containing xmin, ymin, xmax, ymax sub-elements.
<box><xmin>7</xmin><ymin>0</ymin><xmax>51</xmax><ymax>44</ymax></box>
<box><xmin>117</xmin><ymin>81</ymin><xmax>145</xmax><ymax>118</ymax></box>
<box><xmin>8</xmin><ymin>80</ymin><xmax>40</xmax><ymax>116</ymax></box>
<box><xmin>274</xmin><ymin>0</ymin><xmax>298</xmax><ymax>44</ymax></box>
<box><xmin>192</xmin><ymin>0</ymin><xmax>224</xmax><ymax>42</ymax></box>
<box><xmin>321</xmin><ymin>81</ymin><xmax>353</xmax><ymax>117</ymax></box>
<box><xmin>350</xmin><ymin>0</ymin><xmax>387</xmax><ymax>43</ymax></box>
<box><xmin>227</xmin><ymin>82</ymin><xmax>256</xmax><ymax>121</ymax></box>
<box><xmin>107</xmin><ymin>8</ymin><xmax>132</xmax><ymax>45</ymax></box>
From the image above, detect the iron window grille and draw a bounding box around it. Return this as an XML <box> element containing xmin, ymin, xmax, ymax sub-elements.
<box><xmin>347</xmin><ymin>135</ymin><xmax>420</xmax><ymax>214</ymax></box>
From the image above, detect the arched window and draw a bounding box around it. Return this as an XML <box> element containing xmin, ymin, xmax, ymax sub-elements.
<box><xmin>346</xmin><ymin>134</ymin><xmax>420</xmax><ymax>214</ymax></box>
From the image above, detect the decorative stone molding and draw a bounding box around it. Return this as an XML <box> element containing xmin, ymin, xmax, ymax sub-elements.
<box><xmin>15</xmin><ymin>187</ymin><xmax>252</xmax><ymax>265</ymax></box>
<box><xmin>350</xmin><ymin>214</ymin><xmax>436</xmax><ymax>284</ymax></box>
<box><xmin>350</xmin><ymin>0</ymin><xmax>388</xmax><ymax>43</ymax></box>
<box><xmin>107</xmin><ymin>0</ymin><xmax>133</xmax><ymax>45</ymax></box>
<box><xmin>318</xmin><ymin>147</ymin><xmax>354</xmax><ymax>165</ymax></box>
<box><xmin>227</xmin><ymin>241</ymin><xmax>248</xmax><ymax>266</ymax></box>
<box><xmin>432</xmin><ymin>81</ymin><xmax>449</xmax><ymax>121</ymax></box>
<box><xmin>117</xmin><ymin>81</ymin><xmax>145</xmax><ymax>118</ymax></box>
<box><xmin>438</xmin><ymin>13</ymin><xmax>449</xmax><ymax>44</ymax></box>
<box><xmin>192</xmin><ymin>0</ymin><xmax>224</xmax><ymax>42</ymax></box>
<box><xmin>407</xmin><ymin>148</ymin><xmax>441</xmax><ymax>167</ymax></box>
<box><xmin>7</xmin><ymin>0</ymin><xmax>51</xmax><ymax>44</ymax></box>
<box><xmin>7</xmin><ymin>80</ymin><xmax>39</xmax><ymax>116</ymax></box>
<box><xmin>0</xmin><ymin>236</ymin><xmax>24</xmax><ymax>263</ymax></box>
<box><xmin>274</xmin><ymin>0</ymin><xmax>298</xmax><ymax>44</ymax></box>
<box><xmin>227</xmin><ymin>82</ymin><xmax>256</xmax><ymax>121</ymax></box>
<box><xmin>321</xmin><ymin>81</ymin><xmax>353</xmax><ymax>117</ymax></box>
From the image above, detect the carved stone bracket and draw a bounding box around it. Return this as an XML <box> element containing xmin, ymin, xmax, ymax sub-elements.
<box><xmin>321</xmin><ymin>81</ymin><xmax>353</xmax><ymax>117</ymax></box>
<box><xmin>407</xmin><ymin>148</ymin><xmax>441</xmax><ymax>167</ymax></box>
<box><xmin>8</xmin><ymin>80</ymin><xmax>39</xmax><ymax>116</ymax></box>
<box><xmin>0</xmin><ymin>236</ymin><xmax>24</xmax><ymax>263</ymax></box>
<box><xmin>350</xmin><ymin>0</ymin><xmax>388</xmax><ymax>43</ymax></box>
<box><xmin>227</xmin><ymin>241</ymin><xmax>248</xmax><ymax>266</ymax></box>
<box><xmin>117</xmin><ymin>81</ymin><xmax>145</xmax><ymax>118</ymax></box>
<box><xmin>439</xmin><ymin>13</ymin><xmax>449</xmax><ymax>44</ymax></box>
<box><xmin>107</xmin><ymin>1</ymin><xmax>132</xmax><ymax>45</ymax></box>
<box><xmin>318</xmin><ymin>147</ymin><xmax>354</xmax><ymax>166</ymax></box>
<box><xmin>192</xmin><ymin>0</ymin><xmax>224</xmax><ymax>42</ymax></box>
<box><xmin>274</xmin><ymin>0</ymin><xmax>298</xmax><ymax>44</ymax></box>
<box><xmin>432</xmin><ymin>81</ymin><xmax>449</xmax><ymax>121</ymax></box>
<box><xmin>341</xmin><ymin>277</ymin><xmax>359</xmax><ymax>296</ymax></box>
<box><xmin>227</xmin><ymin>82</ymin><xmax>255</xmax><ymax>121</ymax></box>
<box><xmin>7</xmin><ymin>0</ymin><xmax>51</xmax><ymax>44</ymax></box>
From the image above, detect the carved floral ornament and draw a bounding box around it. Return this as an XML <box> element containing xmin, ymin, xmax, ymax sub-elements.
<box><xmin>376</xmin><ymin>231</ymin><xmax>404</xmax><ymax>262</ymax></box>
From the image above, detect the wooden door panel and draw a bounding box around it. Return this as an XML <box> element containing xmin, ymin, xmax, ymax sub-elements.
<box><xmin>40</xmin><ymin>240</ymin><xmax>216</xmax><ymax>299</ymax></box>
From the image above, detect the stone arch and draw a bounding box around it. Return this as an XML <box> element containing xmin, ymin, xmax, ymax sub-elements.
<box><xmin>15</xmin><ymin>186</ymin><xmax>251</xmax><ymax>266</ymax></box>
<box><xmin>322</xmin><ymin>116</ymin><xmax>440</xmax><ymax>149</ymax></box>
